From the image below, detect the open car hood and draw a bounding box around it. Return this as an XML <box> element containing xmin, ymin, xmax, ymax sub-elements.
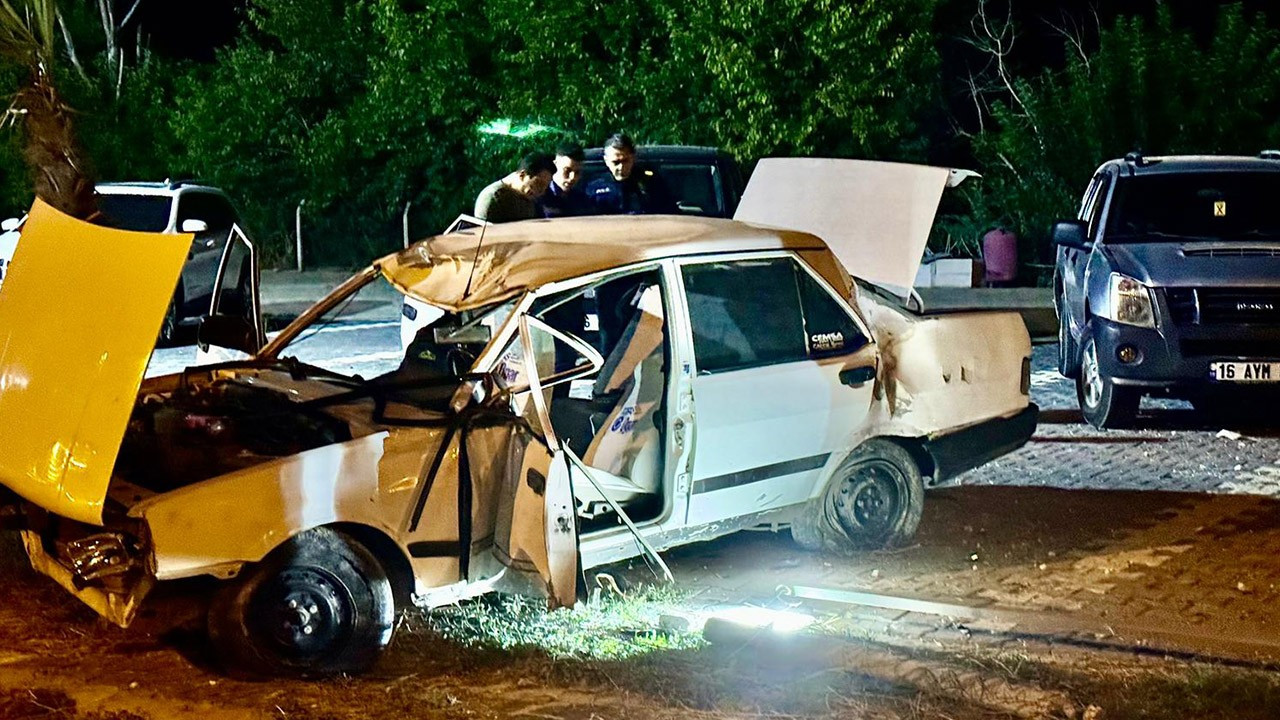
<box><xmin>0</xmin><ymin>199</ymin><xmax>191</xmax><ymax>525</ymax></box>
<box><xmin>733</xmin><ymin>158</ymin><xmax>976</xmax><ymax>296</ymax></box>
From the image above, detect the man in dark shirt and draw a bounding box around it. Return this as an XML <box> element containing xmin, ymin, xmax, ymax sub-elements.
<box><xmin>538</xmin><ymin>143</ymin><xmax>593</xmax><ymax>218</ymax></box>
<box><xmin>585</xmin><ymin>134</ymin><xmax>677</xmax><ymax>215</ymax></box>
<box><xmin>473</xmin><ymin>152</ymin><xmax>555</xmax><ymax>223</ymax></box>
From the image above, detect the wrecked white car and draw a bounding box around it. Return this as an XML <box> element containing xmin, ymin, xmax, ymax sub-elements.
<box><xmin>0</xmin><ymin>159</ymin><xmax>1035</xmax><ymax>677</ymax></box>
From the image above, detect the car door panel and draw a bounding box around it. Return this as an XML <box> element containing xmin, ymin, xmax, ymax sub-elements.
<box><xmin>677</xmin><ymin>254</ymin><xmax>875</xmax><ymax>527</ymax></box>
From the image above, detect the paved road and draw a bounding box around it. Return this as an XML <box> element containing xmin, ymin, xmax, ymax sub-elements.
<box><xmin>968</xmin><ymin>343</ymin><xmax>1280</xmax><ymax>498</ymax></box>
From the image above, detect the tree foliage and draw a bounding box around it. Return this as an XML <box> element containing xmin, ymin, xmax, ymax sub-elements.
<box><xmin>6</xmin><ymin>1</ymin><xmax>1278</xmax><ymax>275</ymax></box>
<box><xmin>965</xmin><ymin>3</ymin><xmax>1280</xmax><ymax>269</ymax></box>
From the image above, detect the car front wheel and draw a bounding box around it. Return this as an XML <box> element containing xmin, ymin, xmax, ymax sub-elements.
<box><xmin>791</xmin><ymin>440</ymin><xmax>925</xmax><ymax>553</ymax></box>
<box><xmin>207</xmin><ymin>528</ymin><xmax>395</xmax><ymax>678</ymax></box>
<box><xmin>1076</xmin><ymin>328</ymin><xmax>1139</xmax><ymax>429</ymax></box>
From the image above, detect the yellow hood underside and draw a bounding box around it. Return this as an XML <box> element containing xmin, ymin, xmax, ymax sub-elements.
<box><xmin>0</xmin><ymin>199</ymin><xmax>191</xmax><ymax>525</ymax></box>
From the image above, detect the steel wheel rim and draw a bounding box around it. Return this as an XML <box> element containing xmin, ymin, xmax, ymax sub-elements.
<box><xmin>253</xmin><ymin>566</ymin><xmax>356</xmax><ymax>661</ymax></box>
<box><xmin>1081</xmin><ymin>340</ymin><xmax>1103</xmax><ymax>408</ymax></box>
<box><xmin>833</xmin><ymin>460</ymin><xmax>905</xmax><ymax>538</ymax></box>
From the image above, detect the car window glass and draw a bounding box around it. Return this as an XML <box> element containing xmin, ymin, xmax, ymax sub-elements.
<box><xmin>1105</xmin><ymin>172</ymin><xmax>1280</xmax><ymax>241</ymax></box>
<box><xmin>494</xmin><ymin>267</ymin><xmax>664</xmax><ymax>390</ymax></box>
<box><xmin>682</xmin><ymin>258</ymin><xmax>807</xmax><ymax>373</ymax></box>
<box><xmin>212</xmin><ymin>234</ymin><xmax>254</xmax><ymax>319</ymax></box>
<box><xmin>1086</xmin><ymin>175</ymin><xmax>1111</xmax><ymax>240</ymax></box>
<box><xmin>1078</xmin><ymin>175</ymin><xmax>1101</xmax><ymax>219</ymax></box>
<box><xmin>177</xmin><ymin>193</ymin><xmax>238</xmax><ymax>229</ymax></box>
<box><xmin>96</xmin><ymin>194</ymin><xmax>172</xmax><ymax>232</ymax></box>
<box><xmin>657</xmin><ymin>163</ymin><xmax>718</xmax><ymax>215</ymax></box>
<box><xmin>797</xmin><ymin>268</ymin><xmax>869</xmax><ymax>359</ymax></box>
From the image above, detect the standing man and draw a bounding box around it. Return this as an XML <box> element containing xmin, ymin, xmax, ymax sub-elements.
<box><xmin>586</xmin><ymin>133</ymin><xmax>677</xmax><ymax>215</ymax></box>
<box><xmin>474</xmin><ymin>152</ymin><xmax>556</xmax><ymax>223</ymax></box>
<box><xmin>538</xmin><ymin>143</ymin><xmax>592</xmax><ymax>218</ymax></box>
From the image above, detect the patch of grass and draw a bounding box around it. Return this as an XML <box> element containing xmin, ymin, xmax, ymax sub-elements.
<box><xmin>423</xmin><ymin>585</ymin><xmax>706</xmax><ymax>660</ymax></box>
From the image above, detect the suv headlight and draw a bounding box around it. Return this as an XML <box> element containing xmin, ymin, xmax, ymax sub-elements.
<box><xmin>1103</xmin><ymin>273</ymin><xmax>1155</xmax><ymax>328</ymax></box>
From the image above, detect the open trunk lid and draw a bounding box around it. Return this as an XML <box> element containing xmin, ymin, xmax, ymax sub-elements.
<box><xmin>734</xmin><ymin>158</ymin><xmax>975</xmax><ymax>296</ymax></box>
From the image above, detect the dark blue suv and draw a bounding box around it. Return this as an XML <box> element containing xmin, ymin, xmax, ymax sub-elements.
<box><xmin>1054</xmin><ymin>152</ymin><xmax>1280</xmax><ymax>428</ymax></box>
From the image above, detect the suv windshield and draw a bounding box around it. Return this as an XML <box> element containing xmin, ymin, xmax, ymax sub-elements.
<box><xmin>1105</xmin><ymin>172</ymin><xmax>1280</xmax><ymax>241</ymax></box>
<box><xmin>96</xmin><ymin>194</ymin><xmax>172</xmax><ymax>232</ymax></box>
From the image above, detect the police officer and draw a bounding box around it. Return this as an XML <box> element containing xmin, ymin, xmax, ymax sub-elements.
<box><xmin>585</xmin><ymin>134</ymin><xmax>677</xmax><ymax>215</ymax></box>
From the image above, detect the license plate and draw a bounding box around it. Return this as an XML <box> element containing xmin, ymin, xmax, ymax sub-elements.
<box><xmin>1209</xmin><ymin>361</ymin><xmax>1280</xmax><ymax>382</ymax></box>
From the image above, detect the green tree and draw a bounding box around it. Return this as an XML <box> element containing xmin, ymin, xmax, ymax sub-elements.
<box><xmin>486</xmin><ymin>0</ymin><xmax>939</xmax><ymax>164</ymax></box>
<box><xmin>965</xmin><ymin>3</ymin><xmax>1280</xmax><ymax>271</ymax></box>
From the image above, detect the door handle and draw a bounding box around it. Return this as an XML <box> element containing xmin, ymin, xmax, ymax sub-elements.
<box><xmin>839</xmin><ymin>366</ymin><xmax>876</xmax><ymax>387</ymax></box>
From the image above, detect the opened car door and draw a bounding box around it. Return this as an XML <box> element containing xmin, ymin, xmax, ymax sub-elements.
<box><xmin>196</xmin><ymin>225</ymin><xmax>265</xmax><ymax>360</ymax></box>
<box><xmin>490</xmin><ymin>314</ymin><xmax>597</xmax><ymax>608</ymax></box>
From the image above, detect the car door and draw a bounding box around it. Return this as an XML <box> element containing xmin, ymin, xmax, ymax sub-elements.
<box><xmin>677</xmin><ymin>253</ymin><xmax>877</xmax><ymax>527</ymax></box>
<box><xmin>197</xmin><ymin>224</ymin><xmax>265</xmax><ymax>360</ymax></box>
<box><xmin>1061</xmin><ymin>173</ymin><xmax>1111</xmax><ymax>338</ymax></box>
<box><xmin>175</xmin><ymin>192</ymin><xmax>238</xmax><ymax>311</ymax></box>
<box><xmin>485</xmin><ymin>314</ymin><xmax>590</xmax><ymax>607</ymax></box>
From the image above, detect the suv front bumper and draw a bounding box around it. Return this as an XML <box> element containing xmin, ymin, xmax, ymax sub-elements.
<box><xmin>1092</xmin><ymin>316</ymin><xmax>1280</xmax><ymax>391</ymax></box>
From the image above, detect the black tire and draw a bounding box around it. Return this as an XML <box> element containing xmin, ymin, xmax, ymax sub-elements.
<box><xmin>158</xmin><ymin>285</ymin><xmax>182</xmax><ymax>346</ymax></box>
<box><xmin>791</xmin><ymin>440</ymin><xmax>925</xmax><ymax>553</ymax></box>
<box><xmin>1057</xmin><ymin>299</ymin><xmax>1080</xmax><ymax>378</ymax></box>
<box><xmin>1075</xmin><ymin>327</ymin><xmax>1139</xmax><ymax>429</ymax></box>
<box><xmin>207</xmin><ymin>528</ymin><xmax>395</xmax><ymax>678</ymax></box>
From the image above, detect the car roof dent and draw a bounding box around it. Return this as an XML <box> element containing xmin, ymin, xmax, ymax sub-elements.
<box><xmin>0</xmin><ymin>198</ymin><xmax>191</xmax><ymax>525</ymax></box>
<box><xmin>379</xmin><ymin>216</ymin><xmax>829</xmax><ymax>312</ymax></box>
<box><xmin>734</xmin><ymin>158</ymin><xmax>963</xmax><ymax>296</ymax></box>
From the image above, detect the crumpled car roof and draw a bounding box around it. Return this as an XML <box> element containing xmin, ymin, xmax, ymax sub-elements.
<box><xmin>377</xmin><ymin>215</ymin><xmax>827</xmax><ymax>312</ymax></box>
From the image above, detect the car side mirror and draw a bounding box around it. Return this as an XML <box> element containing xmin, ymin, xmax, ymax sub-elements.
<box><xmin>196</xmin><ymin>314</ymin><xmax>260</xmax><ymax>355</ymax></box>
<box><xmin>181</xmin><ymin>219</ymin><xmax>209</xmax><ymax>233</ymax></box>
<box><xmin>1051</xmin><ymin>220</ymin><xmax>1090</xmax><ymax>250</ymax></box>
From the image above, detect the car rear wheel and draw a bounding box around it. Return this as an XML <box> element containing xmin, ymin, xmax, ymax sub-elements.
<box><xmin>207</xmin><ymin>527</ymin><xmax>395</xmax><ymax>678</ymax></box>
<box><xmin>791</xmin><ymin>440</ymin><xmax>924</xmax><ymax>553</ymax></box>
<box><xmin>1076</xmin><ymin>329</ymin><xmax>1139</xmax><ymax>429</ymax></box>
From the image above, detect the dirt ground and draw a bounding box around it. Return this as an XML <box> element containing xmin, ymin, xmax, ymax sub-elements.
<box><xmin>5</xmin><ymin>482</ymin><xmax>1280</xmax><ymax>720</ymax></box>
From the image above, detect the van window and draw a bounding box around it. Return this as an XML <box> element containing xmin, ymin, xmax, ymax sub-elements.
<box><xmin>96</xmin><ymin>194</ymin><xmax>172</xmax><ymax>233</ymax></box>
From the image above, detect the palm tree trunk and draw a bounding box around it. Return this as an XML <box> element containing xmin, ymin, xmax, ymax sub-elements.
<box><xmin>15</xmin><ymin>65</ymin><xmax>95</xmax><ymax>218</ymax></box>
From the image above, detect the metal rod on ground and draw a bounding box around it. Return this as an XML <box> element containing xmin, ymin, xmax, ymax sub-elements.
<box><xmin>295</xmin><ymin>199</ymin><xmax>306</xmax><ymax>272</ymax></box>
<box><xmin>402</xmin><ymin>201</ymin><xmax>412</xmax><ymax>249</ymax></box>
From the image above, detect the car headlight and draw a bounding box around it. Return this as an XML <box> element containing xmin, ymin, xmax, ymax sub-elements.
<box><xmin>1104</xmin><ymin>272</ymin><xmax>1155</xmax><ymax>328</ymax></box>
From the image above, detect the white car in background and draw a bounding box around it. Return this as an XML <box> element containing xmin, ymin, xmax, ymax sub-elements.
<box><xmin>0</xmin><ymin>182</ymin><xmax>242</xmax><ymax>343</ymax></box>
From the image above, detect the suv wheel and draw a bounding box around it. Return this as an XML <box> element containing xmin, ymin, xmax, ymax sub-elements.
<box><xmin>1076</xmin><ymin>327</ymin><xmax>1139</xmax><ymax>429</ymax></box>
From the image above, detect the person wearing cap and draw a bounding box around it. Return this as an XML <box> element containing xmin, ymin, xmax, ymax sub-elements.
<box><xmin>473</xmin><ymin>152</ymin><xmax>556</xmax><ymax>223</ymax></box>
<box><xmin>585</xmin><ymin>133</ymin><xmax>677</xmax><ymax>215</ymax></box>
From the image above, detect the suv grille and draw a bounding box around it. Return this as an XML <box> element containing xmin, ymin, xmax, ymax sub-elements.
<box><xmin>1166</xmin><ymin>288</ymin><xmax>1280</xmax><ymax>325</ymax></box>
<box><xmin>1182</xmin><ymin>246</ymin><xmax>1280</xmax><ymax>258</ymax></box>
<box><xmin>1182</xmin><ymin>338</ymin><xmax>1280</xmax><ymax>358</ymax></box>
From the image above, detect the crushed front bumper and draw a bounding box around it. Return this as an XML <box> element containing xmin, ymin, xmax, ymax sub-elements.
<box><xmin>19</xmin><ymin>526</ymin><xmax>154</xmax><ymax>628</ymax></box>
